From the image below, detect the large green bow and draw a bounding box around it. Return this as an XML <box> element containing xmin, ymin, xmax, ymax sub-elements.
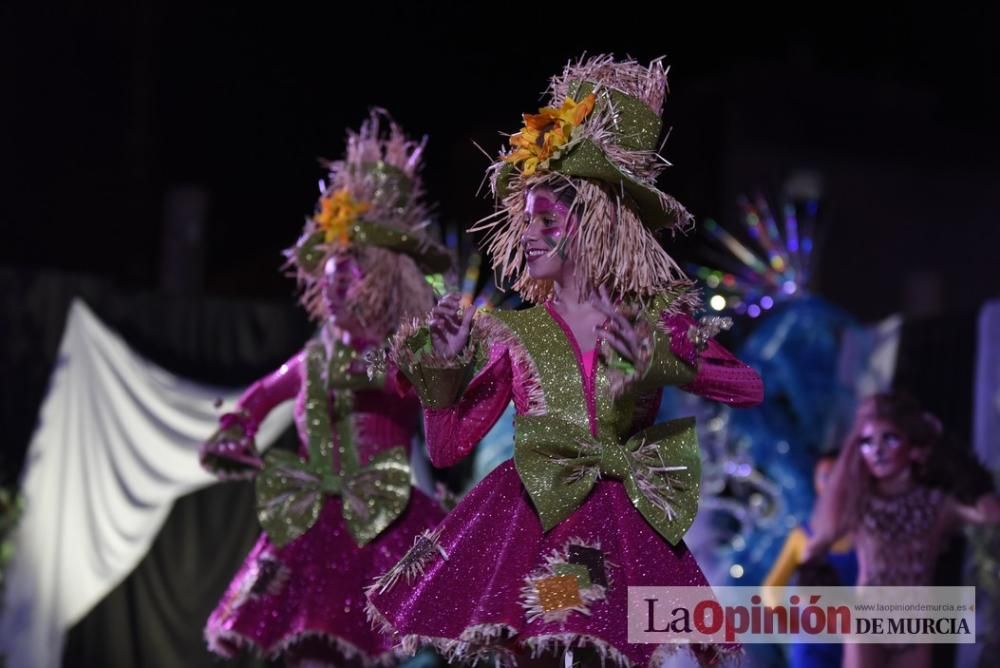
<box><xmin>255</xmin><ymin>342</ymin><xmax>411</xmax><ymax>548</ymax></box>
<box><xmin>513</xmin><ymin>415</ymin><xmax>700</xmax><ymax>545</ymax></box>
<box><xmin>256</xmin><ymin>445</ymin><xmax>410</xmax><ymax>548</ymax></box>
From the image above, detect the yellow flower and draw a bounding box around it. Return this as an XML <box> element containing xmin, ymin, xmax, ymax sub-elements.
<box><xmin>313</xmin><ymin>188</ymin><xmax>370</xmax><ymax>245</ymax></box>
<box><xmin>505</xmin><ymin>93</ymin><xmax>596</xmax><ymax>176</ymax></box>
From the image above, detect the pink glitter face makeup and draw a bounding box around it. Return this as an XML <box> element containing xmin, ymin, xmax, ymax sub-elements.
<box><xmin>521</xmin><ymin>186</ymin><xmax>574</xmax><ymax>281</ymax></box>
<box><xmin>322</xmin><ymin>253</ymin><xmax>364</xmax><ymax>326</ymax></box>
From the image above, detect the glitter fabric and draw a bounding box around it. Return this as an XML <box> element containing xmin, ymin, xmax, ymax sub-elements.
<box><xmin>535</xmin><ymin>576</ymin><xmax>583</xmax><ymax>612</ymax></box>
<box><xmin>552</xmin><ymin>563</ymin><xmax>592</xmax><ymax>587</ymax></box>
<box><xmin>371</xmin><ymin>301</ymin><xmax>763</xmax><ymax>666</ymax></box>
<box><xmin>567</xmin><ymin>545</ymin><xmax>606</xmax><ymax>586</ymax></box>
<box><xmin>256</xmin><ymin>343</ymin><xmax>413</xmax><ymax>548</ymax></box>
<box><xmin>858</xmin><ymin>486</ymin><xmax>946</xmax><ymax>586</ymax></box>
<box><xmin>665</xmin><ymin>313</ymin><xmax>764</xmax><ymax>406</ymax></box>
<box><xmin>512</xmin><ymin>412</ymin><xmax>702</xmax><ymax>545</ymax></box>
<box><xmin>520</xmin><ymin>538</ymin><xmax>610</xmax><ymax>625</ymax></box>
<box><xmin>204</xmin><ymin>346</ymin><xmax>445</xmax><ymax>664</ymax></box>
<box><xmin>369</xmin><ymin>461</ymin><xmax>716</xmax><ymax>666</ymax></box>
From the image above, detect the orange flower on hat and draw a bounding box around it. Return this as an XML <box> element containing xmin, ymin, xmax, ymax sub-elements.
<box><xmin>505</xmin><ymin>93</ymin><xmax>596</xmax><ymax>176</ymax></box>
<box><xmin>313</xmin><ymin>188</ymin><xmax>371</xmax><ymax>246</ymax></box>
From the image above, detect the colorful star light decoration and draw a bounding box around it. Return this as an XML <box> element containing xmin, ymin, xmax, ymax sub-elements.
<box><xmin>690</xmin><ymin>195</ymin><xmax>818</xmax><ymax>318</ymax></box>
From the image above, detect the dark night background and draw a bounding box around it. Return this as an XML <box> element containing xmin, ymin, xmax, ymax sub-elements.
<box><xmin>1</xmin><ymin>5</ymin><xmax>999</xmax><ymax>667</ymax></box>
<box><xmin>2</xmin><ymin>4</ymin><xmax>998</xmax><ymax>321</ymax></box>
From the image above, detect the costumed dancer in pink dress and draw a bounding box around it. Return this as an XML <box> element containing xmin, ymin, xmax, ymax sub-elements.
<box><xmin>199</xmin><ymin>110</ymin><xmax>450</xmax><ymax>666</ymax></box>
<box><xmin>366</xmin><ymin>55</ymin><xmax>764</xmax><ymax>667</ymax></box>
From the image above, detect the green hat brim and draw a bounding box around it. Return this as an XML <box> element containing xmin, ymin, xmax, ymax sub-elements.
<box><xmin>497</xmin><ymin>140</ymin><xmax>682</xmax><ymax>232</ymax></box>
<box><xmin>496</xmin><ymin>82</ymin><xmax>685</xmax><ymax>231</ymax></box>
<box><xmin>294</xmin><ymin>221</ymin><xmax>451</xmax><ymax>276</ymax></box>
<box><xmin>351</xmin><ymin>220</ymin><xmax>451</xmax><ymax>273</ymax></box>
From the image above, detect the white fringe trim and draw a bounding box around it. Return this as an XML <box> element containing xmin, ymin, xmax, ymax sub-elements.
<box><xmin>369</xmin><ymin>526</ymin><xmax>448</xmax><ymax>595</ymax></box>
<box><xmin>398</xmin><ymin>624</ymin><xmax>519</xmax><ymax>668</ymax></box>
<box><xmin>206</xmin><ymin>627</ymin><xmax>407</xmax><ymax>667</ymax></box>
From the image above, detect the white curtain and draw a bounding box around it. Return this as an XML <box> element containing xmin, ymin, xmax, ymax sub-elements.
<box><xmin>957</xmin><ymin>299</ymin><xmax>1000</xmax><ymax>668</ymax></box>
<box><xmin>0</xmin><ymin>300</ymin><xmax>293</xmax><ymax>667</ymax></box>
<box><xmin>837</xmin><ymin>312</ymin><xmax>902</xmax><ymax>398</ymax></box>
<box><xmin>973</xmin><ymin>300</ymin><xmax>1000</xmax><ymax>467</ymax></box>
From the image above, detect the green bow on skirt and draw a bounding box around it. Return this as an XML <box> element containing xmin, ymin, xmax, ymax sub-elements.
<box><xmin>513</xmin><ymin>415</ymin><xmax>700</xmax><ymax>545</ymax></box>
<box><xmin>256</xmin><ymin>445</ymin><xmax>410</xmax><ymax>548</ymax></box>
<box><xmin>254</xmin><ymin>341</ymin><xmax>411</xmax><ymax>548</ymax></box>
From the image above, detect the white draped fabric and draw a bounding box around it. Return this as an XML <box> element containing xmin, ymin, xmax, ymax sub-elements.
<box><xmin>0</xmin><ymin>300</ymin><xmax>293</xmax><ymax>667</ymax></box>
<box><xmin>837</xmin><ymin>313</ymin><xmax>903</xmax><ymax>398</ymax></box>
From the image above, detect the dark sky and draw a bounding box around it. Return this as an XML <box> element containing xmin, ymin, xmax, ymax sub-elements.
<box><xmin>2</xmin><ymin>3</ymin><xmax>998</xmax><ymax>319</ymax></box>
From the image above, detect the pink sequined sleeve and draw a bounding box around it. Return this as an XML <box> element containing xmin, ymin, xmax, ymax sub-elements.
<box><xmin>423</xmin><ymin>349</ymin><xmax>514</xmax><ymax>468</ymax></box>
<box><xmin>664</xmin><ymin>313</ymin><xmax>764</xmax><ymax>407</ymax></box>
<box><xmin>200</xmin><ymin>350</ymin><xmax>304</xmax><ymax>478</ymax></box>
<box><xmin>236</xmin><ymin>351</ymin><xmax>305</xmax><ymax>422</ymax></box>
<box><xmin>384</xmin><ymin>361</ymin><xmax>412</xmax><ymax>398</ymax></box>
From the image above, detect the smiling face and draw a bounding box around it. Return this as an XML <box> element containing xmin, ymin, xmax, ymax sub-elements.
<box><xmin>520</xmin><ymin>185</ymin><xmax>576</xmax><ymax>282</ymax></box>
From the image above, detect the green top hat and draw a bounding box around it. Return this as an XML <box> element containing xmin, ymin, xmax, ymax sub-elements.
<box><xmin>496</xmin><ymin>64</ymin><xmax>690</xmax><ymax>232</ymax></box>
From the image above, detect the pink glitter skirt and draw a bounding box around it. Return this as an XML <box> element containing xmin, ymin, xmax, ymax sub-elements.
<box><xmin>366</xmin><ymin>461</ymin><xmax>735</xmax><ymax>667</ymax></box>
<box><xmin>206</xmin><ymin>488</ymin><xmax>444</xmax><ymax>664</ymax></box>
